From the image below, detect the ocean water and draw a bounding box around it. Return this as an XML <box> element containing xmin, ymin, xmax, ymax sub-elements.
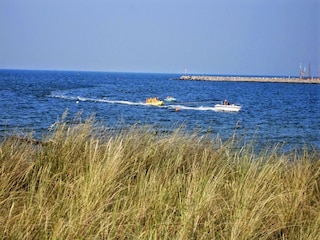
<box><xmin>0</xmin><ymin>69</ymin><xmax>319</xmax><ymax>152</ymax></box>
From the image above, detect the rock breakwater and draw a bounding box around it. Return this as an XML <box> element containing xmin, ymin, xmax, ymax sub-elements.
<box><xmin>179</xmin><ymin>75</ymin><xmax>320</xmax><ymax>84</ymax></box>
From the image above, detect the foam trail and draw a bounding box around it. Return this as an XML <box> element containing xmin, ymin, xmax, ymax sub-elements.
<box><xmin>167</xmin><ymin>105</ymin><xmax>216</xmax><ymax>111</ymax></box>
<box><xmin>51</xmin><ymin>93</ymin><xmax>150</xmax><ymax>106</ymax></box>
<box><xmin>50</xmin><ymin>93</ymin><xmax>217</xmax><ymax>110</ymax></box>
<box><xmin>95</xmin><ymin>98</ymin><xmax>146</xmax><ymax>106</ymax></box>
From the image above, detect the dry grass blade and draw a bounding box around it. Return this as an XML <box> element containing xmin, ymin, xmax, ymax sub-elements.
<box><xmin>0</xmin><ymin>115</ymin><xmax>319</xmax><ymax>239</ymax></box>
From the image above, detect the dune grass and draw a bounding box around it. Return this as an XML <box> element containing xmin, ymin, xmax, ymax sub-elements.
<box><xmin>0</xmin><ymin>115</ymin><xmax>319</xmax><ymax>239</ymax></box>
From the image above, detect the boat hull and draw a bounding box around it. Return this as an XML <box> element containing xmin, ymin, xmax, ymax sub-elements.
<box><xmin>146</xmin><ymin>101</ymin><xmax>163</xmax><ymax>106</ymax></box>
<box><xmin>164</xmin><ymin>97</ymin><xmax>176</xmax><ymax>102</ymax></box>
<box><xmin>213</xmin><ymin>104</ymin><xmax>241</xmax><ymax>112</ymax></box>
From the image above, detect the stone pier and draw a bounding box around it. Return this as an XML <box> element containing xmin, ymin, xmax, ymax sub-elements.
<box><xmin>179</xmin><ymin>75</ymin><xmax>320</xmax><ymax>84</ymax></box>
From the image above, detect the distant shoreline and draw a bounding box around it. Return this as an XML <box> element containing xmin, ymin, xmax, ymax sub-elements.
<box><xmin>179</xmin><ymin>75</ymin><xmax>320</xmax><ymax>84</ymax></box>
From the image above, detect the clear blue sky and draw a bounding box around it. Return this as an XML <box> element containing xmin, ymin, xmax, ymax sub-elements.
<box><xmin>1</xmin><ymin>0</ymin><xmax>319</xmax><ymax>76</ymax></box>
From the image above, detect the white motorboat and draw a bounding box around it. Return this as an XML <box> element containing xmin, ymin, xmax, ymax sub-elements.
<box><xmin>164</xmin><ymin>96</ymin><xmax>177</xmax><ymax>102</ymax></box>
<box><xmin>213</xmin><ymin>104</ymin><xmax>241</xmax><ymax>112</ymax></box>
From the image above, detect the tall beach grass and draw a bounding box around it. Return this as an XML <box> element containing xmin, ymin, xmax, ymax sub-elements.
<box><xmin>0</xmin><ymin>115</ymin><xmax>319</xmax><ymax>239</ymax></box>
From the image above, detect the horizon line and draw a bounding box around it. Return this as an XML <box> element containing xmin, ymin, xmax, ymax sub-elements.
<box><xmin>1</xmin><ymin>68</ymin><xmax>318</xmax><ymax>78</ymax></box>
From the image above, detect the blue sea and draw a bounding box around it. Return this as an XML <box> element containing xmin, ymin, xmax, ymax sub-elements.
<box><xmin>0</xmin><ymin>70</ymin><xmax>319</xmax><ymax>152</ymax></box>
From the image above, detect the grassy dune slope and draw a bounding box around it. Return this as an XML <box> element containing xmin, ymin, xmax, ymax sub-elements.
<box><xmin>0</xmin><ymin>116</ymin><xmax>319</xmax><ymax>239</ymax></box>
